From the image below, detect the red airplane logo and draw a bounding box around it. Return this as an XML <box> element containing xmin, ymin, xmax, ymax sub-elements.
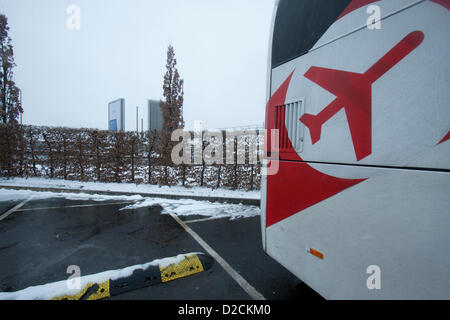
<box><xmin>300</xmin><ymin>31</ymin><xmax>424</xmax><ymax>161</ymax></box>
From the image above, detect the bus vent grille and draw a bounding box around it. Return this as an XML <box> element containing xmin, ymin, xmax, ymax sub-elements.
<box><xmin>274</xmin><ymin>100</ymin><xmax>304</xmax><ymax>152</ymax></box>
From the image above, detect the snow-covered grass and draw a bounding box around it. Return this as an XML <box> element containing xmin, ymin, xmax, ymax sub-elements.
<box><xmin>0</xmin><ymin>253</ymin><xmax>203</xmax><ymax>300</ymax></box>
<box><xmin>0</xmin><ymin>177</ymin><xmax>260</xmax><ymax>200</ymax></box>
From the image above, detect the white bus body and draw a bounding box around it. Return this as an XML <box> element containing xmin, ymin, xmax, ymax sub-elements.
<box><xmin>261</xmin><ymin>0</ymin><xmax>450</xmax><ymax>299</ymax></box>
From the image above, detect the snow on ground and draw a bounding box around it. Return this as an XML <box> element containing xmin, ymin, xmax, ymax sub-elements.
<box><xmin>120</xmin><ymin>198</ymin><xmax>260</xmax><ymax>220</ymax></box>
<box><xmin>0</xmin><ymin>177</ymin><xmax>261</xmax><ymax>199</ymax></box>
<box><xmin>0</xmin><ymin>181</ymin><xmax>260</xmax><ymax>299</ymax></box>
<box><xmin>0</xmin><ymin>188</ymin><xmax>144</xmax><ymax>203</ymax></box>
<box><xmin>0</xmin><ymin>184</ymin><xmax>260</xmax><ymax>220</ymax></box>
<box><xmin>0</xmin><ymin>252</ymin><xmax>203</xmax><ymax>300</ymax></box>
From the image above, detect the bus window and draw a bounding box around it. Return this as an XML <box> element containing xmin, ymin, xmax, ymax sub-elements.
<box><xmin>271</xmin><ymin>0</ymin><xmax>351</xmax><ymax>68</ymax></box>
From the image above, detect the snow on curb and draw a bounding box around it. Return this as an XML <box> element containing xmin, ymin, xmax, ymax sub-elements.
<box><xmin>0</xmin><ymin>177</ymin><xmax>261</xmax><ymax>200</ymax></box>
<box><xmin>0</xmin><ymin>252</ymin><xmax>205</xmax><ymax>300</ymax></box>
<box><xmin>0</xmin><ymin>188</ymin><xmax>145</xmax><ymax>202</ymax></box>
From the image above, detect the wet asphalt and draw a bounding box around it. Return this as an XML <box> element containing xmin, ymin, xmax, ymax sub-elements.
<box><xmin>0</xmin><ymin>197</ymin><xmax>322</xmax><ymax>300</ymax></box>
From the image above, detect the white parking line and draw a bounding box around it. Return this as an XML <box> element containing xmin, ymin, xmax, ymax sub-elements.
<box><xmin>170</xmin><ymin>213</ymin><xmax>266</xmax><ymax>301</ymax></box>
<box><xmin>15</xmin><ymin>201</ymin><xmax>134</xmax><ymax>212</ymax></box>
<box><xmin>0</xmin><ymin>197</ymin><xmax>33</xmax><ymax>222</ymax></box>
<box><xmin>184</xmin><ymin>216</ymin><xmax>228</xmax><ymax>224</ymax></box>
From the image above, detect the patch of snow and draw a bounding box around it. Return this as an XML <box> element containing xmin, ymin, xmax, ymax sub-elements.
<box><xmin>0</xmin><ymin>188</ymin><xmax>260</xmax><ymax>220</ymax></box>
<box><xmin>120</xmin><ymin>198</ymin><xmax>260</xmax><ymax>220</ymax></box>
<box><xmin>0</xmin><ymin>252</ymin><xmax>203</xmax><ymax>300</ymax></box>
<box><xmin>0</xmin><ymin>188</ymin><xmax>144</xmax><ymax>202</ymax></box>
<box><xmin>0</xmin><ymin>178</ymin><xmax>261</xmax><ymax>220</ymax></box>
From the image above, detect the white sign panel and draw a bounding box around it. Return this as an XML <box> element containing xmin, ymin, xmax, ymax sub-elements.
<box><xmin>108</xmin><ymin>99</ymin><xmax>124</xmax><ymax>131</ymax></box>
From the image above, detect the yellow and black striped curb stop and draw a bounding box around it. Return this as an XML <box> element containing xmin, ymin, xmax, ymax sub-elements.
<box><xmin>53</xmin><ymin>280</ymin><xmax>110</xmax><ymax>300</ymax></box>
<box><xmin>53</xmin><ymin>253</ymin><xmax>214</xmax><ymax>300</ymax></box>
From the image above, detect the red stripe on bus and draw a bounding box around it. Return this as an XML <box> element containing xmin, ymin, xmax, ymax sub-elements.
<box><xmin>265</xmin><ymin>72</ymin><xmax>366</xmax><ymax>228</ymax></box>
<box><xmin>437</xmin><ymin>131</ymin><xmax>450</xmax><ymax>145</ymax></box>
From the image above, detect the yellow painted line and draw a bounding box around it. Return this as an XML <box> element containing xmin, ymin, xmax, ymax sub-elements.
<box><xmin>159</xmin><ymin>254</ymin><xmax>204</xmax><ymax>283</ymax></box>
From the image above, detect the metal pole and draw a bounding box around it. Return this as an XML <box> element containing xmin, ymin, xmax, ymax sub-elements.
<box><xmin>136</xmin><ymin>106</ymin><xmax>139</xmax><ymax>134</ymax></box>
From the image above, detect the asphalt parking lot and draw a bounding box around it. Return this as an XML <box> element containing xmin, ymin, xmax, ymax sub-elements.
<box><xmin>0</xmin><ymin>196</ymin><xmax>322</xmax><ymax>300</ymax></box>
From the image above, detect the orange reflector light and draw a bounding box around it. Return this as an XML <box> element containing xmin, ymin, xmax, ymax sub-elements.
<box><xmin>309</xmin><ymin>248</ymin><xmax>324</xmax><ymax>259</ymax></box>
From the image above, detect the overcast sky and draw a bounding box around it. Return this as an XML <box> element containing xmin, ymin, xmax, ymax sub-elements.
<box><xmin>0</xmin><ymin>0</ymin><xmax>275</xmax><ymax>130</ymax></box>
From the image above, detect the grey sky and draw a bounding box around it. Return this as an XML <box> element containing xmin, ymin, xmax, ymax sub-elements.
<box><xmin>0</xmin><ymin>0</ymin><xmax>275</xmax><ymax>131</ymax></box>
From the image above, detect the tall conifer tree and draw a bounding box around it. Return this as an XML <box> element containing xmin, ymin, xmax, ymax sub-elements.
<box><xmin>0</xmin><ymin>14</ymin><xmax>22</xmax><ymax>124</ymax></box>
<box><xmin>160</xmin><ymin>45</ymin><xmax>184</xmax><ymax>162</ymax></box>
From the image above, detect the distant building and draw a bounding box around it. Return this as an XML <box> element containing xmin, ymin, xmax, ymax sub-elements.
<box><xmin>148</xmin><ymin>99</ymin><xmax>163</xmax><ymax>132</ymax></box>
<box><xmin>108</xmin><ymin>98</ymin><xmax>125</xmax><ymax>131</ymax></box>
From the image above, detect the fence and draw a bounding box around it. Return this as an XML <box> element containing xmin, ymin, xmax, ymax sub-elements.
<box><xmin>0</xmin><ymin>124</ymin><xmax>262</xmax><ymax>191</ymax></box>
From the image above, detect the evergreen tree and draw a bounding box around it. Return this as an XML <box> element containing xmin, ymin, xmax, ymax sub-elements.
<box><xmin>0</xmin><ymin>14</ymin><xmax>22</xmax><ymax>124</ymax></box>
<box><xmin>160</xmin><ymin>45</ymin><xmax>184</xmax><ymax>162</ymax></box>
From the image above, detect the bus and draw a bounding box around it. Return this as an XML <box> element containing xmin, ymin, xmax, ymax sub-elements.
<box><xmin>261</xmin><ymin>0</ymin><xmax>450</xmax><ymax>299</ymax></box>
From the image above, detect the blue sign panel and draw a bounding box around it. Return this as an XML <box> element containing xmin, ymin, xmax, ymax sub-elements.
<box><xmin>109</xmin><ymin>119</ymin><xmax>118</xmax><ymax>131</ymax></box>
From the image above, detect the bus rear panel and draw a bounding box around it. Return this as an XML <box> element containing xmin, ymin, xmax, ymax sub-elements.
<box><xmin>262</xmin><ymin>0</ymin><xmax>450</xmax><ymax>299</ymax></box>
